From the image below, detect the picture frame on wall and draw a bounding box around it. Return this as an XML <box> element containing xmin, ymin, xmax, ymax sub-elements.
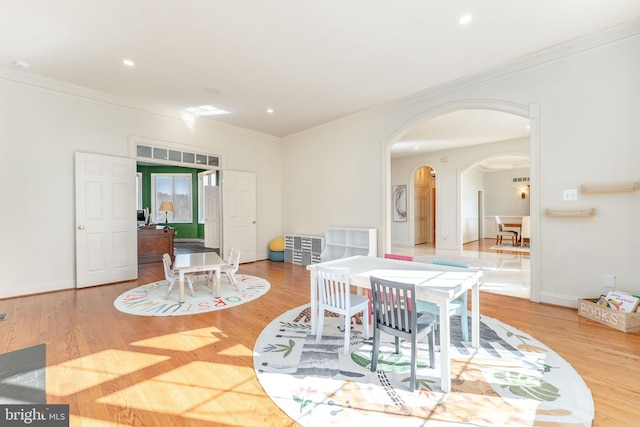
<box><xmin>393</xmin><ymin>185</ymin><xmax>407</xmax><ymax>222</ymax></box>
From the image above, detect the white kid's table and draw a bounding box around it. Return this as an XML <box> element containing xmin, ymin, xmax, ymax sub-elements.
<box><xmin>172</xmin><ymin>252</ymin><xmax>226</xmax><ymax>303</ymax></box>
<box><xmin>307</xmin><ymin>255</ymin><xmax>483</xmax><ymax>393</ymax></box>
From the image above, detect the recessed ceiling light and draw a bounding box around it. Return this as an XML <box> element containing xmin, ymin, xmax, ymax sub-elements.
<box><xmin>266</xmin><ymin>108</ymin><xmax>274</xmax><ymax>114</ymax></box>
<box><xmin>123</xmin><ymin>59</ymin><xmax>135</xmax><ymax>67</ymax></box>
<box><xmin>13</xmin><ymin>60</ymin><xmax>29</xmax><ymax>69</ymax></box>
<box><xmin>184</xmin><ymin>105</ymin><xmax>230</xmax><ymax>116</ymax></box>
<box><xmin>459</xmin><ymin>15</ymin><xmax>472</xmax><ymax>25</ymax></box>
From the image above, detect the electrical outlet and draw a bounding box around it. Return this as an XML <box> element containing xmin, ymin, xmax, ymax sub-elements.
<box><xmin>603</xmin><ymin>274</ymin><xmax>615</xmax><ymax>288</ymax></box>
<box><xmin>563</xmin><ymin>189</ymin><xmax>578</xmax><ymax>201</ymax></box>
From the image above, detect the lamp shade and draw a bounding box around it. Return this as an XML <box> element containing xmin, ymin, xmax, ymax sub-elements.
<box><xmin>159</xmin><ymin>201</ymin><xmax>174</xmax><ymax>212</ymax></box>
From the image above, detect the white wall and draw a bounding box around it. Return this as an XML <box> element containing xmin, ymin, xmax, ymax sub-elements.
<box><xmin>483</xmin><ymin>167</ymin><xmax>531</xmax><ymax>217</ymax></box>
<box><xmin>281</xmin><ymin>23</ymin><xmax>640</xmax><ymax>307</ymax></box>
<box><xmin>0</xmin><ymin>77</ymin><xmax>282</xmax><ymax>298</ymax></box>
<box><xmin>461</xmin><ymin>167</ymin><xmax>484</xmax><ymax>244</ymax></box>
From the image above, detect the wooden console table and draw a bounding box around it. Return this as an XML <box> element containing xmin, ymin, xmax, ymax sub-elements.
<box><xmin>138</xmin><ymin>226</ymin><xmax>174</xmax><ymax>264</ymax></box>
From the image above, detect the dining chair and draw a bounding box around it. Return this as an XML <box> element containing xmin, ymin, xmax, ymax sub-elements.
<box><xmin>369</xmin><ymin>275</ymin><xmax>436</xmax><ymax>391</ymax></box>
<box><xmin>315</xmin><ymin>266</ymin><xmax>370</xmax><ymax>355</ymax></box>
<box><xmin>415</xmin><ymin>259</ymin><xmax>469</xmax><ymax>342</ymax></box>
<box><xmin>495</xmin><ymin>216</ymin><xmax>518</xmax><ymax>245</ymax></box>
<box><xmin>520</xmin><ymin>215</ymin><xmax>531</xmax><ymax>247</ymax></box>
<box><xmin>220</xmin><ymin>250</ymin><xmax>242</xmax><ymax>291</ymax></box>
<box><xmin>162</xmin><ymin>253</ymin><xmax>195</xmax><ymax>299</ymax></box>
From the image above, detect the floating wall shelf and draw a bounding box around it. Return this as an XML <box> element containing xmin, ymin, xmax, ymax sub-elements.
<box><xmin>580</xmin><ymin>182</ymin><xmax>639</xmax><ymax>194</ymax></box>
<box><xmin>545</xmin><ymin>209</ymin><xmax>596</xmax><ymax>217</ymax></box>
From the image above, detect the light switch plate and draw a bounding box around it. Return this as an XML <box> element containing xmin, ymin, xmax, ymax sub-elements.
<box><xmin>604</xmin><ymin>274</ymin><xmax>615</xmax><ymax>288</ymax></box>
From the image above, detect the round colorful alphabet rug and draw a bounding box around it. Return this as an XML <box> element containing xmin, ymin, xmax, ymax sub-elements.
<box><xmin>114</xmin><ymin>274</ymin><xmax>269</xmax><ymax>316</ymax></box>
<box><xmin>254</xmin><ymin>304</ymin><xmax>594</xmax><ymax>426</ymax></box>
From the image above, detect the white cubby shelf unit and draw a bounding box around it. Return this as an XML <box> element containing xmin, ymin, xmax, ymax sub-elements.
<box><xmin>321</xmin><ymin>227</ymin><xmax>377</xmax><ymax>260</ymax></box>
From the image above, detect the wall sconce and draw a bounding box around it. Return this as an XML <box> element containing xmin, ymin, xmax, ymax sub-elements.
<box><xmin>521</xmin><ymin>185</ymin><xmax>530</xmax><ymax>199</ymax></box>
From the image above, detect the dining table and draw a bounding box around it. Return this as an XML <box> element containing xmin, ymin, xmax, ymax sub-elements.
<box><xmin>502</xmin><ymin>218</ymin><xmax>522</xmax><ymax>242</ymax></box>
<box><xmin>307</xmin><ymin>255</ymin><xmax>483</xmax><ymax>393</ymax></box>
<box><xmin>172</xmin><ymin>252</ymin><xmax>226</xmax><ymax>303</ymax></box>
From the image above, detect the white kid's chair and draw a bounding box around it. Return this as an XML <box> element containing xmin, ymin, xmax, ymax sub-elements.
<box><xmin>163</xmin><ymin>253</ymin><xmax>195</xmax><ymax>299</ymax></box>
<box><xmin>315</xmin><ymin>266</ymin><xmax>370</xmax><ymax>355</ymax></box>
<box><xmin>415</xmin><ymin>259</ymin><xmax>470</xmax><ymax>342</ymax></box>
<box><xmin>220</xmin><ymin>250</ymin><xmax>242</xmax><ymax>291</ymax></box>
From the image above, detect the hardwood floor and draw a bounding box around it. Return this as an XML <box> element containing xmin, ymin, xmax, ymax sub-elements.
<box><xmin>1</xmin><ymin>260</ymin><xmax>639</xmax><ymax>426</ymax></box>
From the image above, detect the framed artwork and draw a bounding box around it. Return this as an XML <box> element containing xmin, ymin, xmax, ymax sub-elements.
<box><xmin>392</xmin><ymin>185</ymin><xmax>407</xmax><ymax>222</ymax></box>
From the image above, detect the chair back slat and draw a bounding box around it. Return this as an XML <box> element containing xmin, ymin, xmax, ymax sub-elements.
<box><xmin>317</xmin><ymin>266</ymin><xmax>350</xmax><ymax>311</ymax></box>
<box><xmin>370</xmin><ymin>276</ymin><xmax>417</xmax><ymax>338</ymax></box>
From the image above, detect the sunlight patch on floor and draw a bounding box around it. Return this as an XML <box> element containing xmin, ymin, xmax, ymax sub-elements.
<box><xmin>71</xmin><ymin>415</ymin><xmax>124</xmax><ymax>426</ymax></box>
<box><xmin>47</xmin><ymin>350</ymin><xmax>170</xmax><ymax>396</ymax></box>
<box><xmin>96</xmin><ymin>361</ymin><xmax>264</xmax><ymax>422</ymax></box>
<box><xmin>130</xmin><ymin>326</ymin><xmax>224</xmax><ymax>351</ymax></box>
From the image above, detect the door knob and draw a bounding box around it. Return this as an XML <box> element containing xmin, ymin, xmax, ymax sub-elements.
<box><xmin>77</xmin><ymin>225</ymin><xmax>85</xmax><ymax>230</ymax></box>
<box><xmin>252</xmin><ymin>220</ymin><xmax>256</xmax><ymax>224</ymax></box>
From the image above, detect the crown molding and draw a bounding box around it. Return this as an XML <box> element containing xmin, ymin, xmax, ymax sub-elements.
<box><xmin>0</xmin><ymin>67</ymin><xmax>280</xmax><ymax>144</ymax></box>
<box><xmin>285</xmin><ymin>18</ymin><xmax>640</xmax><ymax>141</ymax></box>
<box><xmin>2</xmin><ymin>18</ymin><xmax>638</xmax><ymax>144</ymax></box>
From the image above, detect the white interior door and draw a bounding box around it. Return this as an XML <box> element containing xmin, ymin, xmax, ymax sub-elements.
<box><xmin>222</xmin><ymin>170</ymin><xmax>256</xmax><ymax>263</ymax></box>
<box><xmin>204</xmin><ymin>185</ymin><xmax>220</xmax><ymax>249</ymax></box>
<box><xmin>75</xmin><ymin>152</ymin><xmax>137</xmax><ymax>288</ymax></box>
<box><xmin>414</xmin><ymin>184</ymin><xmax>429</xmax><ymax>245</ymax></box>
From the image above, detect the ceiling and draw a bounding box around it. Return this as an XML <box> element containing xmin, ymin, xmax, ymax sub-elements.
<box><xmin>391</xmin><ymin>109</ymin><xmax>531</xmax><ymax>167</ymax></box>
<box><xmin>2</xmin><ymin>1</ymin><xmax>639</xmax><ymax>162</ymax></box>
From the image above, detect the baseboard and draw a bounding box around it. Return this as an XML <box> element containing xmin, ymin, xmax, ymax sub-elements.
<box><xmin>0</xmin><ymin>280</ymin><xmax>75</xmax><ymax>300</ymax></box>
<box><xmin>539</xmin><ymin>291</ymin><xmax>580</xmax><ymax>308</ymax></box>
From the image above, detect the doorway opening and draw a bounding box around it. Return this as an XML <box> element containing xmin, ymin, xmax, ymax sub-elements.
<box><xmin>386</xmin><ymin>102</ymin><xmax>539</xmax><ymax>301</ymax></box>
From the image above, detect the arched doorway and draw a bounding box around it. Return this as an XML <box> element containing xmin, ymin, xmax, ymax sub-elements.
<box><xmin>384</xmin><ymin>100</ymin><xmax>540</xmax><ymax>302</ymax></box>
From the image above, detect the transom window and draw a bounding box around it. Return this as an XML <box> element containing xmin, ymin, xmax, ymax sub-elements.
<box><xmin>151</xmin><ymin>173</ymin><xmax>192</xmax><ymax>223</ymax></box>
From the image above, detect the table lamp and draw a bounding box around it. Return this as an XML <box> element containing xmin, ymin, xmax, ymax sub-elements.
<box><xmin>158</xmin><ymin>201</ymin><xmax>174</xmax><ymax>232</ymax></box>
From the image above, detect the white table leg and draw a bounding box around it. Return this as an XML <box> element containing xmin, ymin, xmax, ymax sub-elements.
<box><xmin>178</xmin><ymin>271</ymin><xmax>185</xmax><ymax>303</ymax></box>
<box><xmin>310</xmin><ymin>271</ymin><xmax>317</xmax><ymax>334</ymax></box>
<box><xmin>472</xmin><ymin>282</ymin><xmax>480</xmax><ymax>348</ymax></box>
<box><xmin>215</xmin><ymin>268</ymin><xmax>221</xmax><ymax>297</ymax></box>
<box><xmin>439</xmin><ymin>299</ymin><xmax>451</xmax><ymax>393</ymax></box>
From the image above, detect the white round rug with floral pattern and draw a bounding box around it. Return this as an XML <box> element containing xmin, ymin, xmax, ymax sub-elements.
<box><xmin>253</xmin><ymin>304</ymin><xmax>593</xmax><ymax>426</ymax></box>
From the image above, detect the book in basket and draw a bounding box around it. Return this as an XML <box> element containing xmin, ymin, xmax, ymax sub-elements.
<box><xmin>604</xmin><ymin>290</ymin><xmax>640</xmax><ymax>313</ymax></box>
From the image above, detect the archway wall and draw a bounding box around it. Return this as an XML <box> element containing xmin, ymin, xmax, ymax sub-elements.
<box><xmin>281</xmin><ymin>24</ymin><xmax>640</xmax><ymax>307</ymax></box>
